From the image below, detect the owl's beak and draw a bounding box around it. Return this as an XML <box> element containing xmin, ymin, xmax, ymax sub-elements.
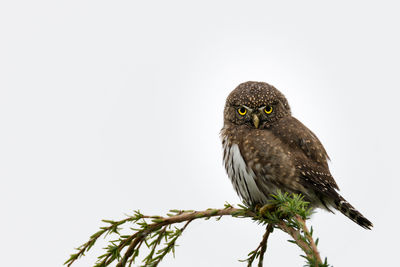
<box><xmin>252</xmin><ymin>114</ymin><xmax>260</xmax><ymax>128</ymax></box>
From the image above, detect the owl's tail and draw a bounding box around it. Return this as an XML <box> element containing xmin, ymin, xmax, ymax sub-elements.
<box><xmin>333</xmin><ymin>194</ymin><xmax>373</xmax><ymax>230</ymax></box>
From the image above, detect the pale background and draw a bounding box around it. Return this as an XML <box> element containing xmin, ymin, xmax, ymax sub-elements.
<box><xmin>1</xmin><ymin>1</ymin><xmax>399</xmax><ymax>266</ymax></box>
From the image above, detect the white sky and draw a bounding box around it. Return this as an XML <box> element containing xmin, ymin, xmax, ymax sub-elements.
<box><xmin>1</xmin><ymin>1</ymin><xmax>399</xmax><ymax>266</ymax></box>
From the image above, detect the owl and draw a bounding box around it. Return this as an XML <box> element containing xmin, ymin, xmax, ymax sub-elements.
<box><xmin>221</xmin><ymin>81</ymin><xmax>372</xmax><ymax>229</ymax></box>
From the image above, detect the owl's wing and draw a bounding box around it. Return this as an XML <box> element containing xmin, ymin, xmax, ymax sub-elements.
<box><xmin>296</xmin><ymin>161</ymin><xmax>339</xmax><ymax>193</ymax></box>
<box><xmin>272</xmin><ymin>116</ymin><xmax>339</xmax><ymax>190</ymax></box>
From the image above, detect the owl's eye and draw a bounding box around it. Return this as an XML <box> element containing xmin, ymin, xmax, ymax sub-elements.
<box><xmin>264</xmin><ymin>105</ymin><xmax>273</xmax><ymax>114</ymax></box>
<box><xmin>237</xmin><ymin>107</ymin><xmax>247</xmax><ymax>116</ymax></box>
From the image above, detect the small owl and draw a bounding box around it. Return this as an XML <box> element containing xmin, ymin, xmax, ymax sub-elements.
<box><xmin>221</xmin><ymin>81</ymin><xmax>372</xmax><ymax>229</ymax></box>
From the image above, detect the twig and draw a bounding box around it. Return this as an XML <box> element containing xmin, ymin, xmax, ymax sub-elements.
<box><xmin>244</xmin><ymin>223</ymin><xmax>274</xmax><ymax>267</ymax></box>
<box><xmin>278</xmin><ymin>221</ymin><xmax>311</xmax><ymax>257</ymax></box>
<box><xmin>65</xmin><ymin>217</ymin><xmax>136</xmax><ymax>267</ymax></box>
<box><xmin>258</xmin><ymin>224</ymin><xmax>273</xmax><ymax>267</ymax></box>
<box><xmin>296</xmin><ymin>215</ymin><xmax>322</xmax><ymax>264</ymax></box>
<box><xmin>277</xmin><ymin>217</ymin><xmax>322</xmax><ymax>266</ymax></box>
<box><xmin>151</xmin><ymin>219</ymin><xmax>193</xmax><ymax>266</ymax></box>
<box><xmin>102</xmin><ymin>208</ymin><xmax>255</xmax><ymax>267</ymax></box>
<box><xmin>65</xmin><ymin>192</ymin><xmax>327</xmax><ymax>267</ymax></box>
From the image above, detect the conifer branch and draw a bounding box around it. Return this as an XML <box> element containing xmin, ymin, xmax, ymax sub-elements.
<box><xmin>65</xmin><ymin>192</ymin><xmax>329</xmax><ymax>267</ymax></box>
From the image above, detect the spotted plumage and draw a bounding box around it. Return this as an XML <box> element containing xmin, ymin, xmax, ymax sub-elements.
<box><xmin>221</xmin><ymin>81</ymin><xmax>372</xmax><ymax>229</ymax></box>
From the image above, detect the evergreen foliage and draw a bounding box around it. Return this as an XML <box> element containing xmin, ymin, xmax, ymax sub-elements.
<box><xmin>65</xmin><ymin>191</ymin><xmax>329</xmax><ymax>267</ymax></box>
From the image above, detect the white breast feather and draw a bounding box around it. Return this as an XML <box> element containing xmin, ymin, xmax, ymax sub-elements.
<box><xmin>223</xmin><ymin>141</ymin><xmax>268</xmax><ymax>205</ymax></box>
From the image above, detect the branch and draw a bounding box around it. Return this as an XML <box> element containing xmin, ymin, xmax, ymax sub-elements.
<box><xmin>65</xmin><ymin>192</ymin><xmax>329</xmax><ymax>267</ymax></box>
<box><xmin>297</xmin><ymin>215</ymin><xmax>322</xmax><ymax>263</ymax></box>
<box><xmin>241</xmin><ymin>223</ymin><xmax>274</xmax><ymax>267</ymax></box>
<box><xmin>258</xmin><ymin>224</ymin><xmax>273</xmax><ymax>267</ymax></box>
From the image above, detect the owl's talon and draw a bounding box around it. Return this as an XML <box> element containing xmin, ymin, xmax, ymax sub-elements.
<box><xmin>259</xmin><ymin>204</ymin><xmax>276</xmax><ymax>217</ymax></box>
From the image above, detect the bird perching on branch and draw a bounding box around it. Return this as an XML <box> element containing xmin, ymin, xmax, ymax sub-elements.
<box><xmin>221</xmin><ymin>81</ymin><xmax>372</xmax><ymax>229</ymax></box>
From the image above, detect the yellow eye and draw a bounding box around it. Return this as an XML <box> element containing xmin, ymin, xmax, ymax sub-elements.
<box><xmin>264</xmin><ymin>105</ymin><xmax>273</xmax><ymax>114</ymax></box>
<box><xmin>237</xmin><ymin>107</ymin><xmax>247</xmax><ymax>116</ymax></box>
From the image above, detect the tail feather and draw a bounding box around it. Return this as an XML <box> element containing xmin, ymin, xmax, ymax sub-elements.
<box><xmin>334</xmin><ymin>195</ymin><xmax>373</xmax><ymax>230</ymax></box>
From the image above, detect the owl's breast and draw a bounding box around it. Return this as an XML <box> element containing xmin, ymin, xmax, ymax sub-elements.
<box><xmin>221</xmin><ymin>126</ymin><xmax>301</xmax><ymax>206</ymax></box>
<box><xmin>222</xmin><ymin>138</ymin><xmax>269</xmax><ymax>206</ymax></box>
<box><xmin>244</xmin><ymin>130</ymin><xmax>299</xmax><ymax>185</ymax></box>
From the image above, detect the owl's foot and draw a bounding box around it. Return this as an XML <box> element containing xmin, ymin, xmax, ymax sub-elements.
<box><xmin>259</xmin><ymin>204</ymin><xmax>277</xmax><ymax>217</ymax></box>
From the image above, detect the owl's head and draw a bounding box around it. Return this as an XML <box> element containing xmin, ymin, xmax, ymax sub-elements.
<box><xmin>224</xmin><ymin>81</ymin><xmax>291</xmax><ymax>129</ymax></box>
